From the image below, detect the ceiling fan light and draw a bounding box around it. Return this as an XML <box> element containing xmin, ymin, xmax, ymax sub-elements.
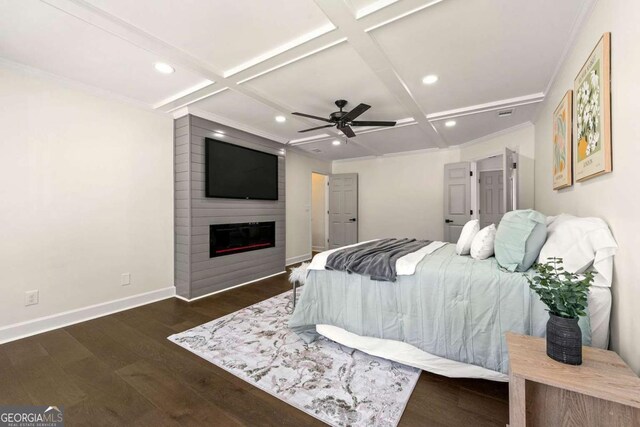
<box><xmin>275</xmin><ymin>115</ymin><xmax>286</xmax><ymax>123</ymax></box>
<box><xmin>332</xmin><ymin>140</ymin><xmax>341</xmax><ymax>146</ymax></box>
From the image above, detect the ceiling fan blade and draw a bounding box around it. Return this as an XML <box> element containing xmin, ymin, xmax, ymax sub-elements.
<box><xmin>338</xmin><ymin>125</ymin><xmax>356</xmax><ymax>138</ymax></box>
<box><xmin>292</xmin><ymin>112</ymin><xmax>333</xmax><ymax>123</ymax></box>
<box><xmin>298</xmin><ymin>124</ymin><xmax>335</xmax><ymax>133</ymax></box>
<box><xmin>350</xmin><ymin>120</ymin><xmax>397</xmax><ymax>127</ymax></box>
<box><xmin>341</xmin><ymin>103</ymin><xmax>371</xmax><ymax>122</ymax></box>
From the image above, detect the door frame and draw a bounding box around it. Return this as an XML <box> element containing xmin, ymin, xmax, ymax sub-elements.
<box><xmin>469</xmin><ymin>149</ymin><xmax>517</xmax><ymax>220</ymax></box>
<box><xmin>310</xmin><ymin>171</ymin><xmax>330</xmax><ymax>254</ymax></box>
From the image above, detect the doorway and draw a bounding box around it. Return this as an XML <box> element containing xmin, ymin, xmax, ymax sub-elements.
<box><xmin>311</xmin><ymin>172</ymin><xmax>329</xmax><ymax>254</ymax></box>
<box><xmin>443</xmin><ymin>148</ymin><xmax>518</xmax><ymax>242</ymax></box>
<box><xmin>476</xmin><ymin>155</ymin><xmax>505</xmax><ymax>228</ymax></box>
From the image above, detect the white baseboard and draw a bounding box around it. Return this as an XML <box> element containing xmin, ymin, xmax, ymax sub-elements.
<box><xmin>286</xmin><ymin>253</ymin><xmax>312</xmax><ymax>266</ymax></box>
<box><xmin>0</xmin><ymin>286</ymin><xmax>176</xmax><ymax>345</ymax></box>
<box><xmin>175</xmin><ymin>270</ymin><xmax>287</xmax><ymax>302</ymax></box>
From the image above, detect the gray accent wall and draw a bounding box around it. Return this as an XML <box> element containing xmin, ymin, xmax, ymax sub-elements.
<box><xmin>174</xmin><ymin>115</ymin><xmax>286</xmax><ymax>299</ymax></box>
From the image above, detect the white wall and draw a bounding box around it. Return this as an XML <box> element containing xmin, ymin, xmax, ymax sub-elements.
<box><xmin>0</xmin><ymin>66</ymin><xmax>174</xmax><ymax>331</ymax></box>
<box><xmin>533</xmin><ymin>0</ymin><xmax>640</xmax><ymax>373</ymax></box>
<box><xmin>311</xmin><ymin>173</ymin><xmax>327</xmax><ymax>251</ymax></box>
<box><xmin>332</xmin><ymin>124</ymin><xmax>535</xmax><ymax>241</ymax></box>
<box><xmin>285</xmin><ymin>149</ymin><xmax>331</xmax><ymax>263</ymax></box>
<box><xmin>333</xmin><ymin>149</ymin><xmax>457</xmax><ymax>241</ymax></box>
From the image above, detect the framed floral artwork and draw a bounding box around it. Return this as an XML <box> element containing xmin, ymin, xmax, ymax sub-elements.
<box><xmin>553</xmin><ymin>90</ymin><xmax>573</xmax><ymax>190</ymax></box>
<box><xmin>574</xmin><ymin>32</ymin><xmax>612</xmax><ymax>181</ymax></box>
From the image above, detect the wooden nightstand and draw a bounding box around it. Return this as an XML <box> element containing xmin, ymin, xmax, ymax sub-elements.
<box><xmin>506</xmin><ymin>332</ymin><xmax>640</xmax><ymax>426</ymax></box>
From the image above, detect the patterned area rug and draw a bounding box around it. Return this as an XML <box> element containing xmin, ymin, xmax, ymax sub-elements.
<box><xmin>168</xmin><ymin>290</ymin><xmax>420</xmax><ymax>427</ymax></box>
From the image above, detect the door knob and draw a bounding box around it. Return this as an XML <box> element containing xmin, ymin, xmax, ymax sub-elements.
<box><xmin>349</xmin><ymin>218</ymin><xmax>357</xmax><ymax>222</ymax></box>
<box><xmin>445</xmin><ymin>219</ymin><xmax>453</xmax><ymax>223</ymax></box>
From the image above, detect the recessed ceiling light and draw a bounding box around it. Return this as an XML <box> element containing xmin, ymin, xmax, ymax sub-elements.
<box><xmin>445</xmin><ymin>120</ymin><xmax>457</xmax><ymax>127</ymax></box>
<box><xmin>422</xmin><ymin>74</ymin><xmax>439</xmax><ymax>85</ymax></box>
<box><xmin>154</xmin><ymin>62</ymin><xmax>175</xmax><ymax>74</ymax></box>
<box><xmin>332</xmin><ymin>140</ymin><xmax>341</xmax><ymax>146</ymax></box>
<box><xmin>275</xmin><ymin>115</ymin><xmax>286</xmax><ymax>123</ymax></box>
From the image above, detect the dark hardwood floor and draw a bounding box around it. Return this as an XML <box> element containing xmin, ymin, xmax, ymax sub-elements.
<box><xmin>0</xmin><ymin>268</ymin><xmax>509</xmax><ymax>426</ymax></box>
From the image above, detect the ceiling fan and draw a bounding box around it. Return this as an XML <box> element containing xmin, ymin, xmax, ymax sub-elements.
<box><xmin>292</xmin><ymin>99</ymin><xmax>396</xmax><ymax>138</ymax></box>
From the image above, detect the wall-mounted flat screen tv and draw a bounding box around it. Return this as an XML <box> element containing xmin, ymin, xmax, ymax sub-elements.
<box><xmin>205</xmin><ymin>138</ymin><xmax>278</xmax><ymax>200</ymax></box>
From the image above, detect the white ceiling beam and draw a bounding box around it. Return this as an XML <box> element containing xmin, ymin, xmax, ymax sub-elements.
<box><xmin>312</xmin><ymin>0</ymin><xmax>447</xmax><ymax>149</ymax></box>
<box><xmin>46</xmin><ymin>0</ymin><xmax>452</xmax><ymax>150</ymax></box>
<box><xmin>426</xmin><ymin>93</ymin><xmax>546</xmax><ymax>122</ymax></box>
<box><xmin>40</xmin><ymin>0</ymin><xmax>335</xmax><ymax>133</ymax></box>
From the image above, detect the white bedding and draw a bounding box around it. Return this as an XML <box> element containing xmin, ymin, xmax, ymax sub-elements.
<box><xmin>317</xmin><ymin>286</ymin><xmax>611</xmax><ymax>381</ymax></box>
<box><xmin>307</xmin><ymin>240</ymin><xmax>446</xmax><ymax>275</ymax></box>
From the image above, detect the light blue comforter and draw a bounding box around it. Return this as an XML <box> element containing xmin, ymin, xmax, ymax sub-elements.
<box><xmin>289</xmin><ymin>243</ymin><xmax>590</xmax><ymax>374</ymax></box>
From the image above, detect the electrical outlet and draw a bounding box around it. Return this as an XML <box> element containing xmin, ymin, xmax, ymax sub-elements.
<box><xmin>121</xmin><ymin>273</ymin><xmax>131</xmax><ymax>286</ymax></box>
<box><xmin>25</xmin><ymin>290</ymin><xmax>39</xmax><ymax>306</ymax></box>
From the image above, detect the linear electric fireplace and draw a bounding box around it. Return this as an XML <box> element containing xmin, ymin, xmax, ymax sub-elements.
<box><xmin>210</xmin><ymin>221</ymin><xmax>276</xmax><ymax>258</ymax></box>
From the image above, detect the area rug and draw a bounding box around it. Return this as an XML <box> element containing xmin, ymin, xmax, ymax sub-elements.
<box><xmin>168</xmin><ymin>290</ymin><xmax>420</xmax><ymax>427</ymax></box>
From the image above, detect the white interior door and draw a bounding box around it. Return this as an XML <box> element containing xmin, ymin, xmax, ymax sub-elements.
<box><xmin>503</xmin><ymin>148</ymin><xmax>518</xmax><ymax>212</ymax></box>
<box><xmin>479</xmin><ymin>170</ymin><xmax>505</xmax><ymax>228</ymax></box>
<box><xmin>444</xmin><ymin>162</ymin><xmax>471</xmax><ymax>243</ymax></box>
<box><xmin>328</xmin><ymin>173</ymin><xmax>358</xmax><ymax>249</ymax></box>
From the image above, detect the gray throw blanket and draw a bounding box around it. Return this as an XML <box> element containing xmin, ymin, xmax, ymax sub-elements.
<box><xmin>325</xmin><ymin>238</ymin><xmax>432</xmax><ymax>282</ymax></box>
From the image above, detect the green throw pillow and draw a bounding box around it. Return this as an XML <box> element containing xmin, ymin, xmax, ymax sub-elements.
<box><xmin>494</xmin><ymin>209</ymin><xmax>547</xmax><ymax>272</ymax></box>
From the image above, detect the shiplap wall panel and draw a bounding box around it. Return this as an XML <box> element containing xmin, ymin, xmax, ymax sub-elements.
<box><xmin>174</xmin><ymin>114</ymin><xmax>286</xmax><ymax>299</ymax></box>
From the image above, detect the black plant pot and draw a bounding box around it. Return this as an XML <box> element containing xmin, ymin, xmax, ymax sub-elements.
<box><xmin>546</xmin><ymin>313</ymin><xmax>582</xmax><ymax>365</ymax></box>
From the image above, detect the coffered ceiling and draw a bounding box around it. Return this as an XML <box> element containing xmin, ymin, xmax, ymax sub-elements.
<box><xmin>0</xmin><ymin>0</ymin><xmax>593</xmax><ymax>160</ymax></box>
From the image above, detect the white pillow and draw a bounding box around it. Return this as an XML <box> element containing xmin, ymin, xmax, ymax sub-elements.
<box><xmin>456</xmin><ymin>220</ymin><xmax>480</xmax><ymax>255</ymax></box>
<box><xmin>470</xmin><ymin>224</ymin><xmax>496</xmax><ymax>260</ymax></box>
<box><xmin>538</xmin><ymin>214</ymin><xmax>617</xmax><ymax>287</ymax></box>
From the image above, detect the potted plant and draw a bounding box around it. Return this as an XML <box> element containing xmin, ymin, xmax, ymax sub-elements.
<box><xmin>525</xmin><ymin>257</ymin><xmax>594</xmax><ymax>365</ymax></box>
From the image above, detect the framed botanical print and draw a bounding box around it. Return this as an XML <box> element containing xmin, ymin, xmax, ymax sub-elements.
<box><xmin>553</xmin><ymin>90</ymin><xmax>573</xmax><ymax>190</ymax></box>
<box><xmin>574</xmin><ymin>32</ymin><xmax>612</xmax><ymax>181</ymax></box>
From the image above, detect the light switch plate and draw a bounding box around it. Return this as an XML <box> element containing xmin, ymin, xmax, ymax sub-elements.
<box><xmin>121</xmin><ymin>273</ymin><xmax>131</xmax><ymax>286</ymax></box>
<box><xmin>25</xmin><ymin>290</ymin><xmax>39</xmax><ymax>306</ymax></box>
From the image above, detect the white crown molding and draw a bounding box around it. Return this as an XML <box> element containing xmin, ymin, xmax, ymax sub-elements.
<box><xmin>427</xmin><ymin>93</ymin><xmax>546</xmax><ymax>122</ymax></box>
<box><xmin>0</xmin><ymin>286</ymin><xmax>175</xmax><ymax>344</ymax></box>
<box><xmin>331</xmin><ymin>145</ymin><xmax>441</xmax><ymax>164</ymax></box>
<box><xmin>542</xmin><ymin>0</ymin><xmax>599</xmax><ymax>99</ymax></box>
<box><xmin>330</xmin><ymin>121</ymin><xmax>533</xmax><ymax>163</ymax></box>
<box><xmin>185</xmin><ymin>107</ymin><xmax>289</xmax><ymax>144</ymax></box>
<box><xmin>452</xmin><ymin>121</ymin><xmax>534</xmax><ymax>149</ymax></box>
<box><xmin>534</xmin><ymin>0</ymin><xmax>598</xmax><ymax>124</ymax></box>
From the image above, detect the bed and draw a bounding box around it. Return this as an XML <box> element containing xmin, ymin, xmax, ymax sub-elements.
<box><xmin>289</xmin><ymin>215</ymin><xmax>616</xmax><ymax>382</ymax></box>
